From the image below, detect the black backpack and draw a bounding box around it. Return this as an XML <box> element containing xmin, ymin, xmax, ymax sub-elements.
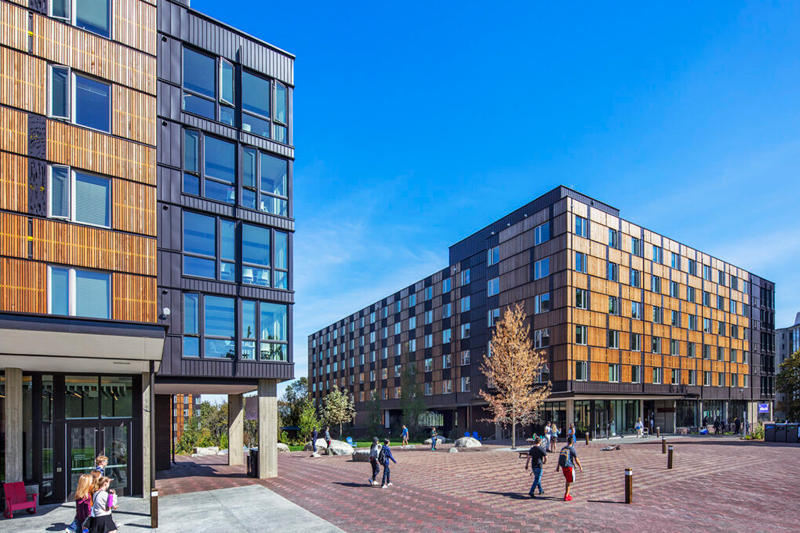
<box><xmin>558</xmin><ymin>446</ymin><xmax>570</xmax><ymax>468</ymax></box>
<box><xmin>378</xmin><ymin>446</ymin><xmax>387</xmax><ymax>464</ymax></box>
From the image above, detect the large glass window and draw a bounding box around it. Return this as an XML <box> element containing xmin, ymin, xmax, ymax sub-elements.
<box><xmin>183</xmin><ymin>293</ymin><xmax>200</xmax><ymax>356</ymax></box>
<box><xmin>242</xmin><ymin>224</ymin><xmax>270</xmax><ymax>286</ymax></box>
<box><xmin>274</xmin><ymin>82</ymin><xmax>288</xmax><ymax>142</ymax></box>
<box><xmin>183</xmin><ymin>48</ymin><xmax>217</xmax><ymax>119</ymax></box>
<box><xmin>205</xmin><ymin>296</ymin><xmax>235</xmax><ymax>358</ymax></box>
<box><xmin>48</xmin><ymin>67</ymin><xmax>110</xmax><ymax>132</ymax></box>
<box><xmin>274</xmin><ymin>231</ymin><xmax>289</xmax><ymax>289</ymax></box>
<box><xmin>48</xmin><ymin>266</ymin><xmax>111</xmax><ymax>319</ymax></box>
<box><xmin>240</xmin><ymin>148</ymin><xmax>290</xmax><ymax>217</ymax></box>
<box><xmin>242</xmin><ymin>71</ymin><xmax>271</xmax><ymax>137</ymax></box>
<box><xmin>74</xmin><ymin>0</ymin><xmax>110</xmax><ymax>38</ymax></box>
<box><xmin>183</xmin><ymin>212</ymin><xmax>217</xmax><ymax>279</ymax></box>
<box><xmin>261</xmin><ymin>303</ymin><xmax>288</xmax><ymax>361</ymax></box>
<box><xmin>204</xmin><ymin>136</ymin><xmax>236</xmax><ymax>203</ymax></box>
<box><xmin>48</xmin><ymin>166</ymin><xmax>111</xmax><ymax>227</ymax></box>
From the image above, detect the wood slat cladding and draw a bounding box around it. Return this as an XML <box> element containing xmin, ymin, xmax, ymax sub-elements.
<box><xmin>4</xmin><ymin>0</ymin><xmax>28</xmax><ymax>7</ymax></box>
<box><xmin>114</xmin><ymin>0</ymin><xmax>158</xmax><ymax>57</ymax></box>
<box><xmin>0</xmin><ymin>107</ymin><xmax>28</xmax><ymax>154</ymax></box>
<box><xmin>0</xmin><ymin>212</ymin><xmax>27</xmax><ymax>258</ymax></box>
<box><xmin>47</xmin><ymin>120</ymin><xmax>156</xmax><ymax>185</ymax></box>
<box><xmin>0</xmin><ymin>257</ymin><xmax>46</xmax><ymax>314</ymax></box>
<box><xmin>0</xmin><ymin>153</ymin><xmax>27</xmax><ymax>213</ymax></box>
<box><xmin>0</xmin><ymin>49</ymin><xmax>47</xmax><ymax>115</ymax></box>
<box><xmin>113</xmin><ymin>178</ymin><xmax>157</xmax><ymax>236</ymax></box>
<box><xmin>0</xmin><ymin>2</ymin><xmax>28</xmax><ymax>51</ymax></box>
<box><xmin>31</xmin><ymin>217</ymin><xmax>156</xmax><ymax>276</ymax></box>
<box><xmin>31</xmin><ymin>14</ymin><xmax>157</xmax><ymax>95</ymax></box>
<box><xmin>113</xmin><ymin>272</ymin><xmax>156</xmax><ymax>322</ymax></box>
<box><xmin>113</xmin><ymin>85</ymin><xmax>157</xmax><ymax>145</ymax></box>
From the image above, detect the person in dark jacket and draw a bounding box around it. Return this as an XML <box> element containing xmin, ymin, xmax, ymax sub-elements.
<box><xmin>368</xmin><ymin>437</ymin><xmax>380</xmax><ymax>486</ymax></box>
<box><xmin>380</xmin><ymin>438</ymin><xmax>397</xmax><ymax>488</ymax></box>
<box><xmin>734</xmin><ymin>417</ymin><xmax>742</xmax><ymax>435</ymax></box>
<box><xmin>325</xmin><ymin>426</ymin><xmax>332</xmax><ymax>454</ymax></box>
<box><xmin>311</xmin><ymin>428</ymin><xmax>318</xmax><ymax>454</ymax></box>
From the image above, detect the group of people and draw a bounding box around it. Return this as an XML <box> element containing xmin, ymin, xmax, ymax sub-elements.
<box><xmin>66</xmin><ymin>455</ymin><xmax>118</xmax><ymax>533</ymax></box>
<box><xmin>310</xmin><ymin>426</ymin><xmax>334</xmax><ymax>454</ymax></box>
<box><xmin>525</xmin><ymin>435</ymin><xmax>584</xmax><ymax>501</ymax></box>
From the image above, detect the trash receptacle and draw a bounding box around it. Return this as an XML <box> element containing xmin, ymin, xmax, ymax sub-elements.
<box><xmin>775</xmin><ymin>424</ymin><xmax>787</xmax><ymax>443</ymax></box>
<box><xmin>247</xmin><ymin>448</ymin><xmax>259</xmax><ymax>478</ymax></box>
<box><xmin>765</xmin><ymin>423</ymin><xmax>776</xmax><ymax>442</ymax></box>
<box><xmin>787</xmin><ymin>424</ymin><xmax>800</xmax><ymax>444</ymax></box>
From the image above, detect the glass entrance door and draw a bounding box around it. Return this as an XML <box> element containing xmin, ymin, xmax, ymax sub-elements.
<box><xmin>102</xmin><ymin>421</ymin><xmax>130</xmax><ymax>495</ymax></box>
<box><xmin>66</xmin><ymin>421</ymin><xmax>132</xmax><ymax>497</ymax></box>
<box><xmin>67</xmin><ymin>423</ymin><xmax>97</xmax><ymax>498</ymax></box>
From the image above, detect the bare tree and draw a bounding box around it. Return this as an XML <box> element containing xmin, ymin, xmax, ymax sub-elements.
<box><xmin>479</xmin><ymin>303</ymin><xmax>550</xmax><ymax>449</ymax></box>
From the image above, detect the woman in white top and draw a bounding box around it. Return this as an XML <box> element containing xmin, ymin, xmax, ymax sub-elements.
<box><xmin>89</xmin><ymin>476</ymin><xmax>117</xmax><ymax>533</ymax></box>
<box><xmin>550</xmin><ymin>423</ymin><xmax>559</xmax><ymax>452</ymax></box>
<box><xmin>544</xmin><ymin>422</ymin><xmax>552</xmax><ymax>450</ymax></box>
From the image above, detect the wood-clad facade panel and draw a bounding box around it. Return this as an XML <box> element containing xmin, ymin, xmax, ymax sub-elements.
<box><xmin>0</xmin><ymin>49</ymin><xmax>48</xmax><ymax>115</ymax></box>
<box><xmin>0</xmin><ymin>106</ymin><xmax>28</xmax><ymax>154</ymax></box>
<box><xmin>0</xmin><ymin>153</ymin><xmax>27</xmax><ymax>213</ymax></box>
<box><xmin>31</xmin><ymin>218</ymin><xmax>156</xmax><ymax>276</ymax></box>
<box><xmin>113</xmin><ymin>272</ymin><xmax>157</xmax><ymax>323</ymax></box>
<box><xmin>0</xmin><ymin>257</ymin><xmax>46</xmax><ymax>314</ymax></box>
<box><xmin>113</xmin><ymin>178</ymin><xmax>157</xmax><ymax>236</ymax></box>
<box><xmin>113</xmin><ymin>85</ymin><xmax>157</xmax><ymax>146</ymax></box>
<box><xmin>0</xmin><ymin>212</ymin><xmax>27</xmax><ymax>258</ymax></box>
<box><xmin>0</xmin><ymin>2</ymin><xmax>28</xmax><ymax>51</ymax></box>
<box><xmin>47</xmin><ymin>120</ymin><xmax>156</xmax><ymax>185</ymax></box>
<box><xmin>114</xmin><ymin>0</ymin><xmax>158</xmax><ymax>56</ymax></box>
<box><xmin>31</xmin><ymin>14</ymin><xmax>156</xmax><ymax>95</ymax></box>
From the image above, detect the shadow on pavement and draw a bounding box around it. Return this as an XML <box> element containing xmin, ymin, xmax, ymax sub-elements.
<box><xmin>332</xmin><ymin>482</ymin><xmax>373</xmax><ymax>488</ymax></box>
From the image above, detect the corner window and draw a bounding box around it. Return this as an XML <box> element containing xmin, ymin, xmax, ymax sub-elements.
<box><xmin>48</xmin><ymin>67</ymin><xmax>111</xmax><ymax>132</ymax></box>
<box><xmin>48</xmin><ymin>266</ymin><xmax>111</xmax><ymax>318</ymax></box>
<box><xmin>48</xmin><ymin>166</ymin><xmax>111</xmax><ymax>228</ymax></box>
<box><xmin>274</xmin><ymin>82</ymin><xmax>288</xmax><ymax>142</ymax></box>
<box><xmin>260</xmin><ymin>302</ymin><xmax>288</xmax><ymax>360</ymax></box>
<box><xmin>242</xmin><ymin>148</ymin><xmax>289</xmax><ymax>216</ymax></box>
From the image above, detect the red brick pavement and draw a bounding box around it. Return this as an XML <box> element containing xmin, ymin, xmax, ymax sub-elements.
<box><xmin>158</xmin><ymin>440</ymin><xmax>800</xmax><ymax>533</ymax></box>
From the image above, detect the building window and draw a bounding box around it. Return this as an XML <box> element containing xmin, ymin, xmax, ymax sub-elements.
<box><xmin>652</xmin><ymin>306</ymin><xmax>662</xmax><ymax>323</ymax></box>
<box><xmin>669</xmin><ymin>281</ymin><xmax>679</xmax><ymax>298</ymax></box>
<box><xmin>703</xmin><ymin>318</ymin><xmax>712</xmax><ymax>333</ymax></box>
<box><xmin>717</xmin><ymin>347</ymin><xmax>725</xmax><ymax>361</ymax></box>
<box><xmin>48</xmin><ymin>66</ymin><xmax>111</xmax><ymax>132</ymax></box>
<box><xmin>652</xmin><ymin>337</ymin><xmax>661</xmax><ymax>354</ymax></box>
<box><xmin>688</xmin><ymin>315</ymin><xmax>697</xmax><ymax>331</ymax></box>
<box><xmin>703</xmin><ymin>265</ymin><xmax>712</xmax><ymax>281</ymax></box>
<box><xmin>395</xmin><ymin>323</ymin><xmax>401</xmax><ymax>335</ymax></box>
<box><xmin>687</xmin><ymin>259</ymin><xmax>697</xmax><ymax>276</ymax></box>
<box><xmin>731</xmin><ymin>325</ymin><xmax>739</xmax><ymax>338</ymax></box>
<box><xmin>575</xmin><ymin>361</ymin><xmax>587</xmax><ymax>381</ymax></box>
<box><xmin>687</xmin><ymin>342</ymin><xmax>696</xmax><ymax>357</ymax></box>
<box><xmin>534</xmin><ymin>258</ymin><xmax>550</xmax><ymax>280</ymax></box>
<box><xmin>703</xmin><ymin>345</ymin><xmax>711</xmax><ymax>359</ymax></box>
<box><xmin>442</xmin><ymin>303</ymin><xmax>452</xmax><ymax>318</ymax></box>
<box><xmin>630</xmin><ymin>269</ymin><xmax>641</xmax><ymax>288</ymax></box>
<box><xmin>631</xmin><ymin>365</ymin><xmax>641</xmax><ymax>384</ymax></box>
<box><xmin>575</xmin><ymin>215</ymin><xmax>588</xmax><ymax>237</ymax></box>
<box><xmin>631</xmin><ymin>237</ymin><xmax>642</xmax><ymax>257</ymax></box>
<box><xmin>671</xmin><ymin>311</ymin><xmax>680</xmax><ymax>327</ymax></box>
<box><xmin>461</xmin><ymin>323</ymin><xmax>471</xmax><ymax>339</ymax></box>
<box><xmin>731</xmin><ymin>276</ymin><xmax>738</xmax><ymax>291</ymax></box>
<box><xmin>651</xmin><ymin>276</ymin><xmax>661</xmax><ymax>293</ymax></box>
<box><xmin>443</xmin><ymin>380</ymin><xmax>453</xmax><ymax>394</ymax></box>
<box><xmin>630</xmin><ymin>333</ymin><xmax>641</xmax><ymax>351</ymax></box>
<box><xmin>461</xmin><ymin>296</ymin><xmax>471</xmax><ymax>313</ymax></box>
<box><xmin>381</xmin><ymin>368</ymin><xmax>388</xmax><ymax>380</ymax></box>
<box><xmin>607</xmin><ymin>263</ymin><xmax>618</xmax><ymax>282</ymax></box>
<box><xmin>688</xmin><ymin>370</ymin><xmax>696</xmax><ymax>386</ymax></box>
<box><xmin>487</xmin><ymin>308</ymin><xmax>500</xmax><ymax>327</ymax></box>
<box><xmin>50</xmin><ymin>0</ymin><xmax>111</xmax><ymax>39</ymax></box>
<box><xmin>718</xmin><ymin>271</ymin><xmax>725</xmax><ymax>286</ymax></box>
<box><xmin>608</xmin><ymin>228</ymin><xmax>619</xmax><ymax>248</ymax></box>
<box><xmin>534</xmin><ymin>328</ymin><xmax>550</xmax><ymax>348</ymax></box>
<box><xmin>535</xmin><ymin>293</ymin><xmax>551</xmax><ymax>314</ymax></box>
<box><xmin>182</xmin><ymin>48</ymin><xmax>219</xmax><ymax>121</ymax></box>
<box><xmin>575</xmin><ymin>288</ymin><xmax>588</xmax><ymax>310</ymax></box>
<box><xmin>535</xmin><ymin>222</ymin><xmax>550</xmax><ymax>245</ymax></box>
<box><xmin>425</xmin><ymin>286</ymin><xmax>434</xmax><ymax>300</ymax></box>
<box><xmin>241</xmin><ymin>149</ymin><xmax>289</xmax><ymax>216</ymax></box>
<box><xmin>242</xmin><ymin>70</ymin><xmax>272</xmax><ymax>137</ymax></box>
<box><xmin>203</xmin><ymin>295</ymin><xmax>235</xmax><ymax>358</ymax></box>
<box><xmin>47</xmin><ymin>266</ymin><xmax>110</xmax><ymax>319</ymax></box>
<box><xmin>425</xmin><ymin>310</ymin><xmax>433</xmax><ymax>324</ymax></box>
<box><xmin>424</xmin><ymin>334</ymin><xmax>433</xmax><ymax>348</ymax></box>
<box><xmin>718</xmin><ymin>321</ymin><xmax>726</xmax><ymax>336</ymax></box>
<box><xmin>461</xmin><ymin>269</ymin><xmax>471</xmax><ymax>285</ymax></box>
<box><xmin>607</xmin><ymin>330</ymin><xmax>619</xmax><ymax>349</ymax></box>
<box><xmin>717</xmin><ymin>296</ymin><xmax>725</xmax><ymax>311</ymax></box>
<box><xmin>718</xmin><ymin>373</ymin><xmax>724</xmax><ymax>387</ymax></box>
<box><xmin>730</xmin><ymin>300</ymin><xmax>737</xmax><ymax>314</ymax></box>
<box><xmin>652</xmin><ymin>367</ymin><xmax>662</xmax><ymax>384</ymax></box>
<box><xmin>487</xmin><ymin>277</ymin><xmax>500</xmax><ymax>296</ymax></box>
<box><xmin>409</xmin><ymin>316</ymin><xmax>416</xmax><ymax>330</ymax></box>
<box><xmin>47</xmin><ymin>166</ymin><xmax>111</xmax><ymax>227</ymax></box>
<box><xmin>443</xmin><ymin>278</ymin><xmax>451</xmax><ymax>293</ymax></box>
<box><xmin>670</xmin><ymin>339</ymin><xmax>680</xmax><ymax>356</ymax></box>
<box><xmin>575</xmin><ymin>325</ymin><xmax>587</xmax><ymax>345</ymax></box>
<box><xmin>652</xmin><ymin>245</ymin><xmax>663</xmax><ymax>264</ymax></box>
<box><xmin>461</xmin><ymin>376</ymin><xmax>471</xmax><ymax>392</ymax></box>
<box><xmin>424</xmin><ymin>382</ymin><xmax>433</xmax><ymax>396</ymax></box>
<box><xmin>608</xmin><ymin>296</ymin><xmax>619</xmax><ymax>315</ymax></box>
<box><xmin>575</xmin><ymin>252</ymin><xmax>587</xmax><ymax>273</ymax></box>
<box><xmin>608</xmin><ymin>364</ymin><xmax>620</xmax><ymax>383</ymax></box>
<box><xmin>460</xmin><ymin>350</ymin><xmax>471</xmax><ymax>366</ymax></box>
<box><xmin>631</xmin><ymin>301</ymin><xmax>642</xmax><ymax>320</ymax></box>
<box><xmin>671</xmin><ymin>252</ymin><xmax>680</xmax><ymax>269</ymax></box>
<box><xmin>686</xmin><ymin>287</ymin><xmax>695</xmax><ymax>303</ymax></box>
<box><xmin>443</xmin><ymin>353</ymin><xmax>451</xmax><ymax>368</ymax></box>
<box><xmin>487</xmin><ymin>246</ymin><xmax>500</xmax><ymax>266</ymax></box>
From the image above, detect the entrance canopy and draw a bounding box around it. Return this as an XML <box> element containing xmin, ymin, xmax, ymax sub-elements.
<box><xmin>0</xmin><ymin>312</ymin><xmax>166</xmax><ymax>374</ymax></box>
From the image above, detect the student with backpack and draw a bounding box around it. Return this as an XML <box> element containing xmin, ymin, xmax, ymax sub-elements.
<box><xmin>379</xmin><ymin>438</ymin><xmax>397</xmax><ymax>488</ymax></box>
<box><xmin>368</xmin><ymin>438</ymin><xmax>381</xmax><ymax>486</ymax></box>
<box><xmin>555</xmin><ymin>436</ymin><xmax>583</xmax><ymax>501</ymax></box>
<box><xmin>524</xmin><ymin>437</ymin><xmax>547</xmax><ymax>498</ymax></box>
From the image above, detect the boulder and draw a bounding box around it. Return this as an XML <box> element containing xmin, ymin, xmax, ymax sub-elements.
<box><xmin>352</xmin><ymin>444</ymin><xmax>381</xmax><ymax>462</ymax></box>
<box><xmin>193</xmin><ymin>446</ymin><xmax>220</xmax><ymax>456</ymax></box>
<box><xmin>449</xmin><ymin>447</ymin><xmax>459</xmax><ymax>453</ymax></box>
<box><xmin>303</xmin><ymin>439</ymin><xmax>329</xmax><ymax>452</ymax></box>
<box><xmin>423</xmin><ymin>436</ymin><xmax>448</xmax><ymax>445</ymax></box>
<box><xmin>454</xmin><ymin>437</ymin><xmax>482</xmax><ymax>448</ymax></box>
<box><xmin>327</xmin><ymin>440</ymin><xmax>355</xmax><ymax>456</ymax></box>
<box><xmin>277</xmin><ymin>443</ymin><xmax>290</xmax><ymax>453</ymax></box>
<box><xmin>401</xmin><ymin>445</ymin><xmax>416</xmax><ymax>450</ymax></box>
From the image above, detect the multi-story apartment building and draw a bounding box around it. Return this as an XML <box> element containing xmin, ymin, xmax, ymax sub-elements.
<box><xmin>173</xmin><ymin>393</ymin><xmax>201</xmax><ymax>445</ymax></box>
<box><xmin>775</xmin><ymin>312</ymin><xmax>800</xmax><ymax>421</ymax></box>
<box><xmin>1</xmin><ymin>0</ymin><xmax>293</xmax><ymax>503</ymax></box>
<box><xmin>309</xmin><ymin>187</ymin><xmax>775</xmax><ymax>439</ymax></box>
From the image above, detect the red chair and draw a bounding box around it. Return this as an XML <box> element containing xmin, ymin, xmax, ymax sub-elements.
<box><xmin>3</xmin><ymin>482</ymin><xmax>38</xmax><ymax>518</ymax></box>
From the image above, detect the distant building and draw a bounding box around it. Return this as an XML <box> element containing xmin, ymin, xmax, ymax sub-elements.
<box><xmin>309</xmin><ymin>186</ymin><xmax>776</xmax><ymax>439</ymax></box>
<box><xmin>775</xmin><ymin>312</ymin><xmax>800</xmax><ymax>421</ymax></box>
<box><xmin>172</xmin><ymin>394</ymin><xmax>202</xmax><ymax>447</ymax></box>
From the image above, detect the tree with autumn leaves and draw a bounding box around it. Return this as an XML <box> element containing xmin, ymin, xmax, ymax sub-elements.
<box><xmin>479</xmin><ymin>303</ymin><xmax>550</xmax><ymax>449</ymax></box>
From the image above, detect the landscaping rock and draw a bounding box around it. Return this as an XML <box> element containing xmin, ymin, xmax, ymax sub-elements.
<box><xmin>449</xmin><ymin>447</ymin><xmax>459</xmax><ymax>453</ymax></box>
<box><xmin>454</xmin><ymin>437</ymin><xmax>482</xmax><ymax>448</ymax></box>
<box><xmin>193</xmin><ymin>446</ymin><xmax>220</xmax><ymax>456</ymax></box>
<box><xmin>401</xmin><ymin>445</ymin><xmax>416</xmax><ymax>450</ymax></box>
<box><xmin>423</xmin><ymin>436</ymin><xmax>448</xmax><ymax>445</ymax></box>
<box><xmin>277</xmin><ymin>443</ymin><xmax>290</xmax><ymax>453</ymax></box>
<box><xmin>303</xmin><ymin>439</ymin><xmax>329</xmax><ymax>452</ymax></box>
<box><xmin>216</xmin><ymin>449</ymin><xmax>228</xmax><ymax>455</ymax></box>
<box><xmin>327</xmin><ymin>440</ymin><xmax>354</xmax><ymax>455</ymax></box>
<box><xmin>352</xmin><ymin>444</ymin><xmax>381</xmax><ymax>461</ymax></box>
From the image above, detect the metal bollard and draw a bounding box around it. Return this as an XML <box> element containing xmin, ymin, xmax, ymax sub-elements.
<box><xmin>625</xmin><ymin>468</ymin><xmax>633</xmax><ymax>504</ymax></box>
<box><xmin>662</xmin><ymin>437</ymin><xmax>667</xmax><ymax>454</ymax></box>
<box><xmin>657</xmin><ymin>426</ymin><xmax>661</xmax><ymax>438</ymax></box>
<box><xmin>151</xmin><ymin>488</ymin><xmax>158</xmax><ymax>528</ymax></box>
<box><xmin>586</xmin><ymin>432</ymin><xmax>590</xmax><ymax>445</ymax></box>
<box><xmin>668</xmin><ymin>446</ymin><xmax>674</xmax><ymax>469</ymax></box>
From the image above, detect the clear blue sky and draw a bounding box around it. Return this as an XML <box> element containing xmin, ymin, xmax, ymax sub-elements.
<box><xmin>192</xmin><ymin>0</ymin><xmax>800</xmax><ymax>399</ymax></box>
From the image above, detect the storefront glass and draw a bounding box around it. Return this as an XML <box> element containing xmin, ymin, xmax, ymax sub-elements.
<box><xmin>702</xmin><ymin>400</ymin><xmax>724</xmax><ymax>426</ymax></box>
<box><xmin>609</xmin><ymin>400</ymin><xmax>640</xmax><ymax>435</ymax></box>
<box><xmin>574</xmin><ymin>400</ymin><xmax>590</xmax><ymax>437</ymax></box>
<box><xmin>676</xmin><ymin>400</ymin><xmax>698</xmax><ymax>427</ymax></box>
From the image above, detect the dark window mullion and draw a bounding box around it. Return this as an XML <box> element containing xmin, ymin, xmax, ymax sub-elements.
<box><xmin>199</xmin><ymin>294</ymin><xmax>205</xmax><ymax>358</ymax></box>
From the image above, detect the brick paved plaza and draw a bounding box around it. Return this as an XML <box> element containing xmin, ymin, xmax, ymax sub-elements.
<box><xmin>157</xmin><ymin>438</ymin><xmax>799</xmax><ymax>533</ymax></box>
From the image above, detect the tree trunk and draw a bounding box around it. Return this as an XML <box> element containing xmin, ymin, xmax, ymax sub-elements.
<box><xmin>339</xmin><ymin>422</ymin><xmax>343</xmax><ymax>439</ymax></box>
<box><xmin>512</xmin><ymin>420</ymin><xmax>516</xmax><ymax>449</ymax></box>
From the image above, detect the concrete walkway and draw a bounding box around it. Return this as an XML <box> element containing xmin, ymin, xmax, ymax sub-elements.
<box><xmin>1</xmin><ymin>484</ymin><xmax>344</xmax><ymax>533</ymax></box>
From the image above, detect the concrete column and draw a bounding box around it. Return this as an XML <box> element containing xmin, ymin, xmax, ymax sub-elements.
<box><xmin>228</xmin><ymin>394</ymin><xmax>244</xmax><ymax>466</ymax></box>
<box><xmin>4</xmin><ymin>368</ymin><xmax>23</xmax><ymax>483</ymax></box>
<box><xmin>566</xmin><ymin>399</ymin><xmax>575</xmax><ymax>430</ymax></box>
<box><xmin>141</xmin><ymin>372</ymin><xmax>152</xmax><ymax>496</ymax></box>
<box><xmin>258</xmin><ymin>379</ymin><xmax>278</xmax><ymax>479</ymax></box>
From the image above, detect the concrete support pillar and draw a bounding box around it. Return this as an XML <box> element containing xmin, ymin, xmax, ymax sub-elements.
<box><xmin>4</xmin><ymin>368</ymin><xmax>23</xmax><ymax>483</ymax></box>
<box><xmin>258</xmin><ymin>379</ymin><xmax>278</xmax><ymax>479</ymax></box>
<box><xmin>141</xmin><ymin>372</ymin><xmax>152</xmax><ymax>496</ymax></box>
<box><xmin>566</xmin><ymin>399</ymin><xmax>575</xmax><ymax>430</ymax></box>
<box><xmin>228</xmin><ymin>394</ymin><xmax>244</xmax><ymax>466</ymax></box>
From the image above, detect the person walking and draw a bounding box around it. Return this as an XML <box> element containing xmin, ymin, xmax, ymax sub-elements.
<box><xmin>550</xmin><ymin>423</ymin><xmax>560</xmax><ymax>452</ymax></box>
<box><xmin>89</xmin><ymin>476</ymin><xmax>117</xmax><ymax>533</ymax></box>
<box><xmin>311</xmin><ymin>427</ymin><xmax>318</xmax><ymax>454</ymax></box>
<box><xmin>66</xmin><ymin>474</ymin><xmax>93</xmax><ymax>533</ymax></box>
<box><xmin>430</xmin><ymin>427</ymin><xmax>438</xmax><ymax>451</ymax></box>
<box><xmin>649</xmin><ymin>415</ymin><xmax>655</xmax><ymax>435</ymax></box>
<box><xmin>325</xmin><ymin>426</ymin><xmax>332</xmax><ymax>453</ymax></box>
<box><xmin>525</xmin><ymin>437</ymin><xmax>548</xmax><ymax>498</ymax></box>
<box><xmin>635</xmin><ymin>417</ymin><xmax>644</xmax><ymax>438</ymax></box>
<box><xmin>379</xmin><ymin>438</ymin><xmax>397</xmax><ymax>488</ymax></box>
<box><xmin>368</xmin><ymin>437</ymin><xmax>381</xmax><ymax>486</ymax></box>
<box><xmin>714</xmin><ymin>418</ymin><xmax>721</xmax><ymax>436</ymax></box>
<box><xmin>93</xmin><ymin>455</ymin><xmax>108</xmax><ymax>477</ymax></box>
<box><xmin>734</xmin><ymin>417</ymin><xmax>742</xmax><ymax>435</ymax></box>
<box><xmin>544</xmin><ymin>422</ymin><xmax>552</xmax><ymax>451</ymax></box>
<box><xmin>567</xmin><ymin>423</ymin><xmax>576</xmax><ymax>440</ymax></box>
<box><xmin>555</xmin><ymin>436</ymin><xmax>583</xmax><ymax>502</ymax></box>
<box><xmin>401</xmin><ymin>425</ymin><xmax>409</xmax><ymax>446</ymax></box>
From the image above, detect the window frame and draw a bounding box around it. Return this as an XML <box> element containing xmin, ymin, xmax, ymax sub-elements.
<box><xmin>47</xmin><ymin>165</ymin><xmax>112</xmax><ymax>229</ymax></box>
<box><xmin>534</xmin><ymin>258</ymin><xmax>550</xmax><ymax>280</ymax></box>
<box><xmin>46</xmin><ymin>265</ymin><xmax>112</xmax><ymax>318</ymax></box>
<box><xmin>608</xmin><ymin>363</ymin><xmax>620</xmax><ymax>383</ymax></box>
<box><xmin>575</xmin><ymin>215</ymin><xmax>588</xmax><ymax>238</ymax></box>
<box><xmin>241</xmin><ymin>147</ymin><xmax>290</xmax><ymax>217</ymax></box>
<box><xmin>575</xmin><ymin>251</ymin><xmax>587</xmax><ymax>273</ymax></box>
<box><xmin>575</xmin><ymin>361</ymin><xmax>588</xmax><ymax>381</ymax></box>
<box><xmin>487</xmin><ymin>277</ymin><xmax>500</xmax><ymax>296</ymax></box>
<box><xmin>575</xmin><ymin>288</ymin><xmax>589</xmax><ymax>310</ymax></box>
<box><xmin>50</xmin><ymin>0</ymin><xmax>112</xmax><ymax>39</ymax></box>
